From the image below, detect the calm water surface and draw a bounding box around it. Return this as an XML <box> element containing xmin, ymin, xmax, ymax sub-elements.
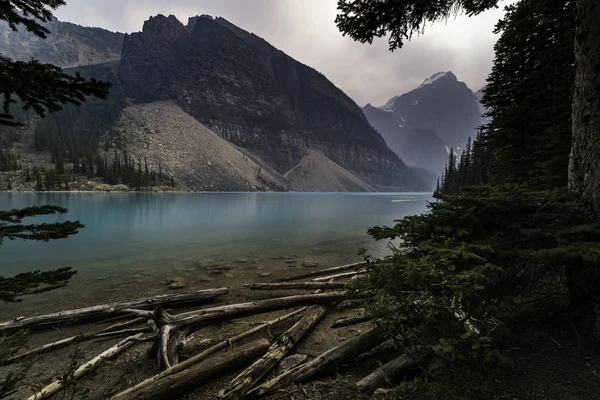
<box><xmin>0</xmin><ymin>192</ymin><xmax>431</xmax><ymax>317</ymax></box>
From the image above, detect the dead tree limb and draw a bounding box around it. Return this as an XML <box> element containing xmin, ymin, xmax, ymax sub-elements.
<box><xmin>312</xmin><ymin>270</ymin><xmax>367</xmax><ymax>282</ymax></box>
<box><xmin>220</xmin><ymin>305</ymin><xmax>332</xmax><ymax>399</ymax></box>
<box><xmin>272</xmin><ymin>262</ymin><xmax>367</xmax><ymax>283</ymax></box>
<box><xmin>246</xmin><ymin>327</ymin><xmax>386</xmax><ymax>399</ymax></box>
<box><xmin>26</xmin><ymin>333</ymin><xmax>144</xmax><ymax>400</ymax></box>
<box><xmin>124</xmin><ymin>292</ymin><xmax>349</xmax><ymax>369</ymax></box>
<box><xmin>0</xmin><ymin>288</ymin><xmax>229</xmax><ymax>333</ymax></box>
<box><xmin>357</xmin><ymin>352</ymin><xmax>420</xmax><ymax>393</ymax></box>
<box><xmin>111</xmin><ymin>338</ymin><xmax>271</xmax><ymax>400</ymax></box>
<box><xmin>244</xmin><ymin>282</ymin><xmax>345</xmax><ymax>291</ymax></box>
<box><xmin>331</xmin><ymin>315</ymin><xmax>373</xmax><ymax>328</ymax></box>
<box><xmin>112</xmin><ymin>308</ymin><xmax>307</xmax><ymax>397</ymax></box>
<box><xmin>3</xmin><ymin>317</ymin><xmax>147</xmax><ymax>365</ymax></box>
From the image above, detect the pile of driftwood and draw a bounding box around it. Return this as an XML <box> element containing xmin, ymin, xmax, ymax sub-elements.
<box><xmin>1</xmin><ymin>261</ymin><xmax>421</xmax><ymax>400</ymax></box>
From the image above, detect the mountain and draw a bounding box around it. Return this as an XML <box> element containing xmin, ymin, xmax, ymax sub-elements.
<box><xmin>118</xmin><ymin>14</ymin><xmax>431</xmax><ymax>191</ymax></box>
<box><xmin>0</xmin><ymin>16</ymin><xmax>124</xmax><ymax>67</ymax></box>
<box><xmin>362</xmin><ymin>71</ymin><xmax>483</xmax><ymax>175</ymax></box>
<box><xmin>284</xmin><ymin>150</ymin><xmax>376</xmax><ymax>192</ymax></box>
<box><xmin>0</xmin><ymin>14</ymin><xmax>433</xmax><ymax>192</ymax></box>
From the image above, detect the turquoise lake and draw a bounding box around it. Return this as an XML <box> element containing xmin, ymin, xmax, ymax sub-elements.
<box><xmin>0</xmin><ymin>192</ymin><xmax>431</xmax><ymax>317</ymax></box>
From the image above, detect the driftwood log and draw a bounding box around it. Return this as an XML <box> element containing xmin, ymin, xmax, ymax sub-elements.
<box><xmin>272</xmin><ymin>262</ymin><xmax>366</xmax><ymax>282</ymax></box>
<box><xmin>26</xmin><ymin>333</ymin><xmax>144</xmax><ymax>400</ymax></box>
<box><xmin>246</xmin><ymin>327</ymin><xmax>386</xmax><ymax>399</ymax></box>
<box><xmin>126</xmin><ymin>292</ymin><xmax>347</xmax><ymax>369</ymax></box>
<box><xmin>357</xmin><ymin>353</ymin><xmax>420</xmax><ymax>393</ymax></box>
<box><xmin>0</xmin><ymin>288</ymin><xmax>229</xmax><ymax>333</ymax></box>
<box><xmin>313</xmin><ymin>270</ymin><xmax>367</xmax><ymax>282</ymax></box>
<box><xmin>331</xmin><ymin>315</ymin><xmax>373</xmax><ymax>328</ymax></box>
<box><xmin>4</xmin><ymin>317</ymin><xmax>147</xmax><ymax>365</ymax></box>
<box><xmin>244</xmin><ymin>282</ymin><xmax>345</xmax><ymax>291</ymax></box>
<box><xmin>220</xmin><ymin>305</ymin><xmax>332</xmax><ymax>399</ymax></box>
<box><xmin>111</xmin><ymin>308</ymin><xmax>307</xmax><ymax>398</ymax></box>
<box><xmin>111</xmin><ymin>338</ymin><xmax>271</xmax><ymax>400</ymax></box>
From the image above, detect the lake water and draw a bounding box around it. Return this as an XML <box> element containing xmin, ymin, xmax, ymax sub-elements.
<box><xmin>0</xmin><ymin>192</ymin><xmax>431</xmax><ymax>317</ymax></box>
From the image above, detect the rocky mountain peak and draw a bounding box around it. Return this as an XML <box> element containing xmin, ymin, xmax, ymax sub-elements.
<box><xmin>187</xmin><ymin>15</ymin><xmax>214</xmax><ymax>32</ymax></box>
<box><xmin>417</xmin><ymin>71</ymin><xmax>457</xmax><ymax>88</ymax></box>
<box><xmin>141</xmin><ymin>14</ymin><xmax>188</xmax><ymax>41</ymax></box>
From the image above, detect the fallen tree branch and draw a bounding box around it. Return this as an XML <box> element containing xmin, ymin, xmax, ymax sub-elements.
<box><xmin>0</xmin><ymin>288</ymin><xmax>229</xmax><ymax>333</ymax></box>
<box><xmin>26</xmin><ymin>333</ymin><xmax>144</xmax><ymax>400</ymax></box>
<box><xmin>112</xmin><ymin>308</ymin><xmax>307</xmax><ymax>397</ymax></box>
<box><xmin>312</xmin><ymin>270</ymin><xmax>367</xmax><ymax>282</ymax></box>
<box><xmin>246</xmin><ymin>327</ymin><xmax>386</xmax><ymax>399</ymax></box>
<box><xmin>220</xmin><ymin>305</ymin><xmax>333</xmax><ymax>399</ymax></box>
<box><xmin>244</xmin><ymin>282</ymin><xmax>346</xmax><ymax>291</ymax></box>
<box><xmin>127</xmin><ymin>292</ymin><xmax>347</xmax><ymax>369</ymax></box>
<box><xmin>357</xmin><ymin>352</ymin><xmax>421</xmax><ymax>393</ymax></box>
<box><xmin>331</xmin><ymin>315</ymin><xmax>373</xmax><ymax>329</ymax></box>
<box><xmin>3</xmin><ymin>317</ymin><xmax>147</xmax><ymax>365</ymax></box>
<box><xmin>111</xmin><ymin>338</ymin><xmax>271</xmax><ymax>400</ymax></box>
<box><xmin>272</xmin><ymin>262</ymin><xmax>366</xmax><ymax>283</ymax></box>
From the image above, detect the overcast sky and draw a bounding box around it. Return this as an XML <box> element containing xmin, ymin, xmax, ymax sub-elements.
<box><xmin>55</xmin><ymin>0</ymin><xmax>515</xmax><ymax>107</ymax></box>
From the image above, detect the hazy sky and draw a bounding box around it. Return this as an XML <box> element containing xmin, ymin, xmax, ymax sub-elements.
<box><xmin>55</xmin><ymin>0</ymin><xmax>515</xmax><ymax>107</ymax></box>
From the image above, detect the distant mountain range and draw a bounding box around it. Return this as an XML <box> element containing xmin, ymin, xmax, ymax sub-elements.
<box><xmin>0</xmin><ymin>14</ymin><xmax>433</xmax><ymax>192</ymax></box>
<box><xmin>0</xmin><ymin>16</ymin><xmax>123</xmax><ymax>67</ymax></box>
<box><xmin>362</xmin><ymin>72</ymin><xmax>486</xmax><ymax>175</ymax></box>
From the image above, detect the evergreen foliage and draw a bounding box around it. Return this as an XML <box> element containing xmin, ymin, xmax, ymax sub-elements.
<box><xmin>0</xmin><ymin>0</ymin><xmax>111</xmax><ymax>126</ymax></box>
<box><xmin>351</xmin><ymin>185</ymin><xmax>600</xmax><ymax>388</ymax></box>
<box><xmin>0</xmin><ymin>149</ymin><xmax>18</xmax><ymax>171</ymax></box>
<box><xmin>437</xmin><ymin>0</ymin><xmax>576</xmax><ymax>195</ymax></box>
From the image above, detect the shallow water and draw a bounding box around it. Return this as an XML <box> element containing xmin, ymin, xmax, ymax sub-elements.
<box><xmin>0</xmin><ymin>192</ymin><xmax>431</xmax><ymax>317</ymax></box>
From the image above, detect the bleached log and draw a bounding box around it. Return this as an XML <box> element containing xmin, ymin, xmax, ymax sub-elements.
<box><xmin>331</xmin><ymin>315</ymin><xmax>373</xmax><ymax>328</ymax></box>
<box><xmin>357</xmin><ymin>353</ymin><xmax>420</xmax><ymax>393</ymax></box>
<box><xmin>272</xmin><ymin>262</ymin><xmax>367</xmax><ymax>282</ymax></box>
<box><xmin>220</xmin><ymin>305</ymin><xmax>332</xmax><ymax>399</ymax></box>
<box><xmin>26</xmin><ymin>333</ymin><xmax>144</xmax><ymax>400</ymax></box>
<box><xmin>246</xmin><ymin>327</ymin><xmax>386</xmax><ymax>399</ymax></box>
<box><xmin>312</xmin><ymin>270</ymin><xmax>367</xmax><ymax>282</ymax></box>
<box><xmin>244</xmin><ymin>282</ymin><xmax>345</xmax><ymax>291</ymax></box>
<box><xmin>4</xmin><ymin>317</ymin><xmax>147</xmax><ymax>364</ymax></box>
<box><xmin>111</xmin><ymin>338</ymin><xmax>271</xmax><ymax>400</ymax></box>
<box><xmin>112</xmin><ymin>307</ymin><xmax>307</xmax><ymax>397</ymax></box>
<box><xmin>124</xmin><ymin>292</ymin><xmax>349</xmax><ymax>369</ymax></box>
<box><xmin>0</xmin><ymin>288</ymin><xmax>229</xmax><ymax>333</ymax></box>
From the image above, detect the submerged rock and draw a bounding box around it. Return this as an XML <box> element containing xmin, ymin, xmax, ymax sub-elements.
<box><xmin>301</xmin><ymin>261</ymin><xmax>319</xmax><ymax>268</ymax></box>
<box><xmin>259</xmin><ymin>272</ymin><xmax>273</xmax><ymax>278</ymax></box>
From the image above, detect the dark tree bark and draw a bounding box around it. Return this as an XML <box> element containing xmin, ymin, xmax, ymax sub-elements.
<box><xmin>570</xmin><ymin>0</ymin><xmax>600</xmax><ymax>215</ymax></box>
<box><xmin>567</xmin><ymin>0</ymin><xmax>600</xmax><ymax>304</ymax></box>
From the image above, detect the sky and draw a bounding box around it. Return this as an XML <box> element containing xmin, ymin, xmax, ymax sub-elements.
<box><xmin>55</xmin><ymin>0</ymin><xmax>516</xmax><ymax>107</ymax></box>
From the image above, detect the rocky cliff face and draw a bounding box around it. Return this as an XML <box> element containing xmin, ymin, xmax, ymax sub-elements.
<box><xmin>363</xmin><ymin>72</ymin><xmax>483</xmax><ymax>175</ymax></box>
<box><xmin>119</xmin><ymin>14</ymin><xmax>431</xmax><ymax>191</ymax></box>
<box><xmin>0</xmin><ymin>17</ymin><xmax>124</xmax><ymax>67</ymax></box>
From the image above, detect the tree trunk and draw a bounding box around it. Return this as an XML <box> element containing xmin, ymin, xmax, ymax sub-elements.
<box><xmin>357</xmin><ymin>353</ymin><xmax>420</xmax><ymax>393</ymax></box>
<box><xmin>567</xmin><ymin>0</ymin><xmax>600</xmax><ymax>303</ymax></box>
<box><xmin>111</xmin><ymin>339</ymin><xmax>271</xmax><ymax>400</ymax></box>
<box><xmin>220</xmin><ymin>305</ymin><xmax>331</xmax><ymax>400</ymax></box>
<box><xmin>112</xmin><ymin>308</ymin><xmax>307</xmax><ymax>397</ymax></box>
<box><xmin>570</xmin><ymin>0</ymin><xmax>600</xmax><ymax>213</ymax></box>
<box><xmin>246</xmin><ymin>327</ymin><xmax>386</xmax><ymax>399</ymax></box>
<box><xmin>0</xmin><ymin>288</ymin><xmax>229</xmax><ymax>333</ymax></box>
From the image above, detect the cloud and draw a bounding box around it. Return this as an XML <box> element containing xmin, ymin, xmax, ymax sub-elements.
<box><xmin>55</xmin><ymin>0</ymin><xmax>515</xmax><ymax>106</ymax></box>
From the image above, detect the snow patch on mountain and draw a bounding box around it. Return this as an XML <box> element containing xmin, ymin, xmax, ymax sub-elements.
<box><xmin>418</xmin><ymin>71</ymin><xmax>450</xmax><ymax>88</ymax></box>
<box><xmin>379</xmin><ymin>96</ymin><xmax>400</xmax><ymax>111</ymax></box>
